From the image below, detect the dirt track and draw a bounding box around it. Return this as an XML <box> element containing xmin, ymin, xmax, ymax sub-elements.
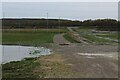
<box><xmin>51</xmin><ymin>43</ymin><xmax>118</xmax><ymax>78</ymax></box>
<box><xmin>53</xmin><ymin>34</ymin><xmax>70</xmax><ymax>44</ymax></box>
<box><xmin>52</xmin><ymin>28</ymin><xmax>118</xmax><ymax>78</ymax></box>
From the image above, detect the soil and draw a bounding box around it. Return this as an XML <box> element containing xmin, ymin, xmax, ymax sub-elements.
<box><xmin>51</xmin><ymin>33</ymin><xmax>118</xmax><ymax>78</ymax></box>
<box><xmin>51</xmin><ymin>43</ymin><xmax>118</xmax><ymax>78</ymax></box>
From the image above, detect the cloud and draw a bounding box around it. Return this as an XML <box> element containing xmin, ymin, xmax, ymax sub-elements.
<box><xmin>1</xmin><ymin>0</ymin><xmax>120</xmax><ymax>2</ymax></box>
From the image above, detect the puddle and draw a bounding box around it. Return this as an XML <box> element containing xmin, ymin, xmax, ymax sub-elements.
<box><xmin>1</xmin><ymin>45</ymin><xmax>52</xmax><ymax>64</ymax></box>
<box><xmin>78</xmin><ymin>53</ymin><xmax>105</xmax><ymax>56</ymax></box>
<box><xmin>78</xmin><ymin>52</ymin><xmax>118</xmax><ymax>59</ymax></box>
<box><xmin>87</xmin><ymin>56</ymin><xmax>95</xmax><ymax>59</ymax></box>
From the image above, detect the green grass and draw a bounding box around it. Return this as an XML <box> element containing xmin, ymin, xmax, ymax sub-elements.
<box><xmin>2</xmin><ymin>58</ymin><xmax>44</xmax><ymax>78</ymax></box>
<box><xmin>82</xmin><ymin>34</ymin><xmax>117</xmax><ymax>44</ymax></box>
<box><xmin>2</xmin><ymin>54</ymin><xmax>73</xmax><ymax>79</ymax></box>
<box><xmin>74</xmin><ymin>28</ymin><xmax>94</xmax><ymax>34</ymax></box>
<box><xmin>63</xmin><ymin>34</ymin><xmax>79</xmax><ymax>43</ymax></box>
<box><xmin>74</xmin><ymin>27</ymin><xmax>118</xmax><ymax>44</ymax></box>
<box><xmin>2</xmin><ymin>29</ymin><xmax>66</xmax><ymax>45</ymax></box>
<box><xmin>96</xmin><ymin>33</ymin><xmax>119</xmax><ymax>40</ymax></box>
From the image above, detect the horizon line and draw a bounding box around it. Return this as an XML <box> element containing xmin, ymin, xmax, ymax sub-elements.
<box><xmin>0</xmin><ymin>17</ymin><xmax>118</xmax><ymax>21</ymax></box>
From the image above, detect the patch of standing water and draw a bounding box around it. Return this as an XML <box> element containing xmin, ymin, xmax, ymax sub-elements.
<box><xmin>77</xmin><ymin>52</ymin><xmax>118</xmax><ymax>60</ymax></box>
<box><xmin>2</xmin><ymin>45</ymin><xmax>52</xmax><ymax>64</ymax></box>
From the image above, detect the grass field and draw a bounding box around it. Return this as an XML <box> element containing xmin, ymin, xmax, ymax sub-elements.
<box><xmin>82</xmin><ymin>34</ymin><xmax>117</xmax><ymax>44</ymax></box>
<box><xmin>2</xmin><ymin>28</ymin><xmax>118</xmax><ymax>79</ymax></box>
<box><xmin>2</xmin><ymin>29</ymin><xmax>75</xmax><ymax>78</ymax></box>
<box><xmin>63</xmin><ymin>34</ymin><xmax>79</xmax><ymax>43</ymax></box>
<box><xmin>74</xmin><ymin>28</ymin><xmax>118</xmax><ymax>44</ymax></box>
<box><xmin>2</xmin><ymin>29</ymin><xmax>66</xmax><ymax>45</ymax></box>
<box><xmin>73</xmin><ymin>27</ymin><xmax>94</xmax><ymax>33</ymax></box>
<box><xmin>2</xmin><ymin>53</ymin><xmax>73</xmax><ymax>78</ymax></box>
<box><xmin>96</xmin><ymin>33</ymin><xmax>119</xmax><ymax>40</ymax></box>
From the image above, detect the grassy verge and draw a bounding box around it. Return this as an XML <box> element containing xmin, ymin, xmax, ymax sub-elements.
<box><xmin>2</xmin><ymin>29</ymin><xmax>66</xmax><ymax>45</ymax></box>
<box><xmin>74</xmin><ymin>27</ymin><xmax>94</xmax><ymax>33</ymax></box>
<box><xmin>82</xmin><ymin>34</ymin><xmax>117</xmax><ymax>44</ymax></box>
<box><xmin>96</xmin><ymin>33</ymin><xmax>119</xmax><ymax>40</ymax></box>
<box><xmin>74</xmin><ymin>28</ymin><xmax>118</xmax><ymax>44</ymax></box>
<box><xmin>2</xmin><ymin>53</ymin><xmax>73</xmax><ymax>79</ymax></box>
<box><xmin>2</xmin><ymin>58</ymin><xmax>41</xmax><ymax>78</ymax></box>
<box><xmin>63</xmin><ymin>34</ymin><xmax>79</xmax><ymax>43</ymax></box>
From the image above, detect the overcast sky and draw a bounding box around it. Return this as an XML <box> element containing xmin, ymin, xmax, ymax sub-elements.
<box><xmin>1</xmin><ymin>2</ymin><xmax>118</xmax><ymax>20</ymax></box>
<box><xmin>1</xmin><ymin>0</ymin><xmax>120</xmax><ymax>2</ymax></box>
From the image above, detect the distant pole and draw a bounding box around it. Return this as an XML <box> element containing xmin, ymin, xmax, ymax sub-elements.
<box><xmin>3</xmin><ymin>12</ymin><xmax>5</xmax><ymax>19</ymax></box>
<box><xmin>18</xmin><ymin>22</ymin><xmax>20</xmax><ymax>30</ymax></box>
<box><xmin>2</xmin><ymin>12</ymin><xmax>4</xmax><ymax>56</ymax></box>
<box><xmin>2</xmin><ymin>10</ymin><xmax>5</xmax><ymax>19</ymax></box>
<box><xmin>47</xmin><ymin>12</ymin><xmax>48</xmax><ymax>32</ymax></box>
<box><xmin>3</xmin><ymin>12</ymin><xmax>5</xmax><ymax>28</ymax></box>
<box><xmin>18</xmin><ymin>15</ymin><xmax>20</xmax><ymax>47</ymax></box>
<box><xmin>58</xmin><ymin>17</ymin><xmax>60</xmax><ymax>34</ymax></box>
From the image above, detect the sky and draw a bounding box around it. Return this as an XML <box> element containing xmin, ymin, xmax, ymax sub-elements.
<box><xmin>1</xmin><ymin>0</ymin><xmax>120</xmax><ymax>2</ymax></box>
<box><xmin>1</xmin><ymin>2</ymin><xmax>119</xmax><ymax>21</ymax></box>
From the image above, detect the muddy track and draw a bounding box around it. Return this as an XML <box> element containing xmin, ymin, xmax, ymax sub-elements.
<box><xmin>51</xmin><ymin>43</ymin><xmax>118</xmax><ymax>78</ymax></box>
<box><xmin>51</xmin><ymin>27</ymin><xmax>118</xmax><ymax>78</ymax></box>
<box><xmin>53</xmin><ymin>34</ymin><xmax>70</xmax><ymax>44</ymax></box>
<box><xmin>67</xmin><ymin>27</ymin><xmax>89</xmax><ymax>44</ymax></box>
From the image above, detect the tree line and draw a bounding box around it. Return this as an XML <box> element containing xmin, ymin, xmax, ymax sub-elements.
<box><xmin>2</xmin><ymin>18</ymin><xmax>119</xmax><ymax>31</ymax></box>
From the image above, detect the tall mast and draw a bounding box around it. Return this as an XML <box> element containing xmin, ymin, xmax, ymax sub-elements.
<box><xmin>47</xmin><ymin>12</ymin><xmax>48</xmax><ymax>32</ymax></box>
<box><xmin>3</xmin><ymin>8</ymin><xmax>5</xmax><ymax>19</ymax></box>
<box><xmin>58</xmin><ymin>17</ymin><xmax>60</xmax><ymax>33</ymax></box>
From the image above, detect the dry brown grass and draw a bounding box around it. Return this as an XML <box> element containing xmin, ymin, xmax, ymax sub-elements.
<box><xmin>67</xmin><ymin>32</ymin><xmax>81</xmax><ymax>42</ymax></box>
<box><xmin>34</xmin><ymin>53</ymin><xmax>74</xmax><ymax>78</ymax></box>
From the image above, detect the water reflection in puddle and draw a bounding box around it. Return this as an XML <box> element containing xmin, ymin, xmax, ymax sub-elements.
<box><xmin>2</xmin><ymin>45</ymin><xmax>52</xmax><ymax>64</ymax></box>
<box><xmin>77</xmin><ymin>52</ymin><xmax>118</xmax><ymax>60</ymax></box>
